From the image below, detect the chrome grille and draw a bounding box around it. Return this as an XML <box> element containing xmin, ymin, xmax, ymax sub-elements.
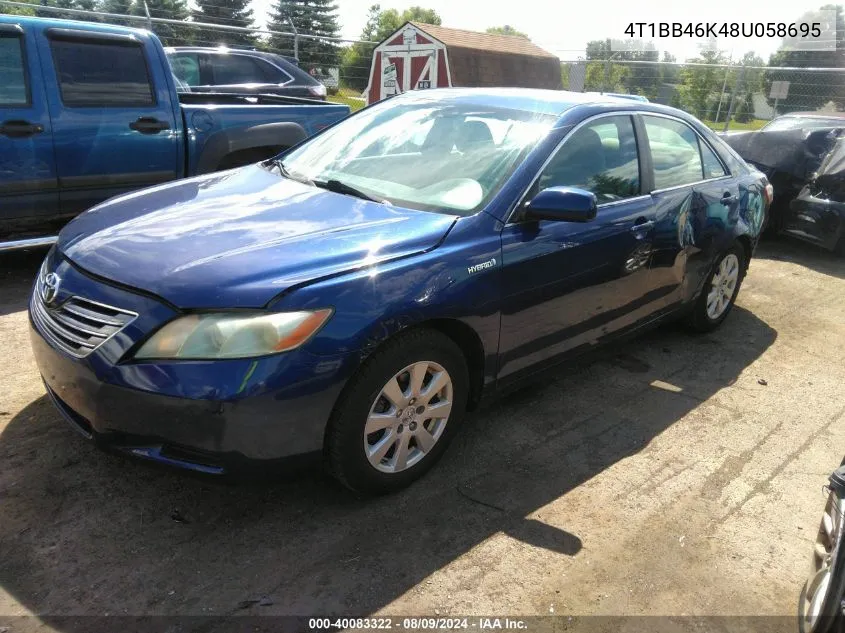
<box><xmin>32</xmin><ymin>272</ymin><xmax>137</xmax><ymax>359</ymax></box>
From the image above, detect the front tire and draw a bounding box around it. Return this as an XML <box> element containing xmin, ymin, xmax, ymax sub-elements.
<box><xmin>799</xmin><ymin>470</ymin><xmax>845</xmax><ymax>633</ymax></box>
<box><xmin>325</xmin><ymin>329</ymin><xmax>469</xmax><ymax>494</ymax></box>
<box><xmin>687</xmin><ymin>244</ymin><xmax>746</xmax><ymax>333</ymax></box>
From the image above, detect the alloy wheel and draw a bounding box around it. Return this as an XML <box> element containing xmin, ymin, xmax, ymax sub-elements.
<box><xmin>364</xmin><ymin>361</ymin><xmax>453</xmax><ymax>474</ymax></box>
<box><xmin>801</xmin><ymin>486</ymin><xmax>845</xmax><ymax>632</ymax></box>
<box><xmin>706</xmin><ymin>253</ymin><xmax>740</xmax><ymax>320</ymax></box>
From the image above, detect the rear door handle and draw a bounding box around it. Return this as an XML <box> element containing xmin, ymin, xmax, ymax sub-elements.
<box><xmin>721</xmin><ymin>192</ymin><xmax>738</xmax><ymax>205</ymax></box>
<box><xmin>0</xmin><ymin>120</ymin><xmax>44</xmax><ymax>138</ymax></box>
<box><xmin>129</xmin><ymin>117</ymin><xmax>170</xmax><ymax>134</ymax></box>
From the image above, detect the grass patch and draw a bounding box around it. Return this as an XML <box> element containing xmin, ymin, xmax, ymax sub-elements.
<box><xmin>703</xmin><ymin>118</ymin><xmax>768</xmax><ymax>132</ymax></box>
<box><xmin>329</xmin><ymin>94</ymin><xmax>365</xmax><ymax>112</ymax></box>
<box><xmin>336</xmin><ymin>87</ymin><xmax>363</xmax><ymax>98</ymax></box>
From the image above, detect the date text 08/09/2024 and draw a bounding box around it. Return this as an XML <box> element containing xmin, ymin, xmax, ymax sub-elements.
<box><xmin>624</xmin><ymin>22</ymin><xmax>822</xmax><ymax>38</ymax></box>
<box><xmin>308</xmin><ymin>617</ymin><xmax>528</xmax><ymax>630</ymax></box>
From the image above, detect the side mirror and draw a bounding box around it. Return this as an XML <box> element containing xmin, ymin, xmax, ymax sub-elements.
<box><xmin>524</xmin><ymin>186</ymin><xmax>598</xmax><ymax>223</ymax></box>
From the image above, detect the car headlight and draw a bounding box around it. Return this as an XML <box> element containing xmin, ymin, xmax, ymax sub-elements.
<box><xmin>134</xmin><ymin>309</ymin><xmax>333</xmax><ymax>360</ymax></box>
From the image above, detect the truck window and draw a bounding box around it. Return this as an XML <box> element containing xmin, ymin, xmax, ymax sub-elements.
<box><xmin>50</xmin><ymin>38</ymin><xmax>154</xmax><ymax>107</ymax></box>
<box><xmin>0</xmin><ymin>34</ymin><xmax>29</xmax><ymax>106</ymax></box>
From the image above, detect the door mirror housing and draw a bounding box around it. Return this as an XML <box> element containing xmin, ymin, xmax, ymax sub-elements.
<box><xmin>524</xmin><ymin>186</ymin><xmax>598</xmax><ymax>223</ymax></box>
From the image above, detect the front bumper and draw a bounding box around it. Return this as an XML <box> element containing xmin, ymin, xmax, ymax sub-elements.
<box><xmin>785</xmin><ymin>189</ymin><xmax>845</xmax><ymax>251</ymax></box>
<box><xmin>29</xmin><ymin>257</ymin><xmax>357</xmax><ymax>473</ymax></box>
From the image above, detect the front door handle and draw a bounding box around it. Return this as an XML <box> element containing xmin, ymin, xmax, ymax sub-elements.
<box><xmin>129</xmin><ymin>117</ymin><xmax>170</xmax><ymax>134</ymax></box>
<box><xmin>630</xmin><ymin>218</ymin><xmax>655</xmax><ymax>232</ymax></box>
<box><xmin>0</xmin><ymin>119</ymin><xmax>44</xmax><ymax>138</ymax></box>
<box><xmin>721</xmin><ymin>192</ymin><xmax>738</xmax><ymax>206</ymax></box>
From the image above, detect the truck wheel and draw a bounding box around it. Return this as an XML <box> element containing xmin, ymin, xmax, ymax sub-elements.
<box><xmin>325</xmin><ymin>329</ymin><xmax>468</xmax><ymax>495</ymax></box>
<box><xmin>687</xmin><ymin>244</ymin><xmax>746</xmax><ymax>333</ymax></box>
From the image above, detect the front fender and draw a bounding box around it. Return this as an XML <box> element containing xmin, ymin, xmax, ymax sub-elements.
<box><xmin>267</xmin><ymin>214</ymin><xmax>504</xmax><ymax>388</ymax></box>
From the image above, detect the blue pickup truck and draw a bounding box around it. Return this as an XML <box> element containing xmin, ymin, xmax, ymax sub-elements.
<box><xmin>0</xmin><ymin>16</ymin><xmax>350</xmax><ymax>249</ymax></box>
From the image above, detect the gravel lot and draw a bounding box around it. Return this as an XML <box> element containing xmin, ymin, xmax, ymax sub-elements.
<box><xmin>1</xmin><ymin>238</ymin><xmax>843</xmax><ymax>631</ymax></box>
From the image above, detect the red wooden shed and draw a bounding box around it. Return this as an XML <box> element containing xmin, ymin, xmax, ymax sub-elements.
<box><xmin>364</xmin><ymin>22</ymin><xmax>561</xmax><ymax>105</ymax></box>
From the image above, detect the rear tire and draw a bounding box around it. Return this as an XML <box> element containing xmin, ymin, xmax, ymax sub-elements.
<box><xmin>687</xmin><ymin>244</ymin><xmax>746</xmax><ymax>333</ymax></box>
<box><xmin>325</xmin><ymin>328</ymin><xmax>468</xmax><ymax>495</ymax></box>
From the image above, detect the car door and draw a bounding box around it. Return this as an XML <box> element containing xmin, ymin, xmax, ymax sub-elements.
<box><xmin>38</xmin><ymin>28</ymin><xmax>180</xmax><ymax>216</ymax></box>
<box><xmin>497</xmin><ymin>113</ymin><xmax>663</xmax><ymax>380</ymax></box>
<box><xmin>640</xmin><ymin>114</ymin><xmax>738</xmax><ymax>311</ymax></box>
<box><xmin>0</xmin><ymin>22</ymin><xmax>58</xmax><ymax>237</ymax></box>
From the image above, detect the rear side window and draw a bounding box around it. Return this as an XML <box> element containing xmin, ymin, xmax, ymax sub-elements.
<box><xmin>50</xmin><ymin>38</ymin><xmax>154</xmax><ymax>107</ymax></box>
<box><xmin>211</xmin><ymin>54</ymin><xmax>281</xmax><ymax>85</ymax></box>
<box><xmin>642</xmin><ymin>116</ymin><xmax>703</xmax><ymax>189</ymax></box>
<box><xmin>700</xmin><ymin>139</ymin><xmax>727</xmax><ymax>179</ymax></box>
<box><xmin>538</xmin><ymin>115</ymin><xmax>641</xmax><ymax>204</ymax></box>
<box><xmin>0</xmin><ymin>34</ymin><xmax>29</xmax><ymax>106</ymax></box>
<box><xmin>169</xmin><ymin>53</ymin><xmax>200</xmax><ymax>87</ymax></box>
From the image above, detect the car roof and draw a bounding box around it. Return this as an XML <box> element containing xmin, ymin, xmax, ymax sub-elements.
<box><xmin>777</xmin><ymin>112</ymin><xmax>845</xmax><ymax>119</ymax></box>
<box><xmin>586</xmin><ymin>91</ymin><xmax>649</xmax><ymax>102</ymax></box>
<box><xmin>388</xmin><ymin>88</ymin><xmax>701</xmax><ymax>125</ymax></box>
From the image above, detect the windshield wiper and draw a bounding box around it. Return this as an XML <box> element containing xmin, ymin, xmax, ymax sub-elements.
<box><xmin>314</xmin><ymin>178</ymin><xmax>388</xmax><ymax>204</ymax></box>
<box><xmin>268</xmin><ymin>159</ymin><xmax>313</xmax><ymax>185</ymax></box>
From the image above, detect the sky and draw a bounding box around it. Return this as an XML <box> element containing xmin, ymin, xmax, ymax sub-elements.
<box><xmin>251</xmin><ymin>0</ymin><xmax>835</xmax><ymax>62</ymax></box>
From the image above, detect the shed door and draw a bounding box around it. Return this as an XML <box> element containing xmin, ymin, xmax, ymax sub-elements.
<box><xmin>381</xmin><ymin>50</ymin><xmax>437</xmax><ymax>97</ymax></box>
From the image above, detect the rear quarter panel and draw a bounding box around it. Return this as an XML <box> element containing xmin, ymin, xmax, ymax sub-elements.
<box><xmin>184</xmin><ymin>103</ymin><xmax>350</xmax><ymax>176</ymax></box>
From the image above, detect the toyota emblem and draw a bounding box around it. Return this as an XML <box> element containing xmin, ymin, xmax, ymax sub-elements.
<box><xmin>41</xmin><ymin>272</ymin><xmax>61</xmax><ymax>305</ymax></box>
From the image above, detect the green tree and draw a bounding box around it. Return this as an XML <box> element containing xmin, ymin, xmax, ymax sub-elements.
<box><xmin>131</xmin><ymin>0</ymin><xmax>193</xmax><ymax>46</ymax></box>
<box><xmin>766</xmin><ymin>5</ymin><xmax>845</xmax><ymax>112</ymax></box>
<box><xmin>97</xmin><ymin>0</ymin><xmax>136</xmax><ymax>25</ymax></box>
<box><xmin>734</xmin><ymin>90</ymin><xmax>755</xmax><ymax>123</ymax></box>
<box><xmin>677</xmin><ymin>49</ymin><xmax>729</xmax><ymax>119</ymax></box>
<box><xmin>267</xmin><ymin>0</ymin><xmax>340</xmax><ymax>69</ymax></box>
<box><xmin>2</xmin><ymin>0</ymin><xmax>38</xmax><ymax>15</ymax></box>
<box><xmin>660</xmin><ymin>51</ymin><xmax>679</xmax><ymax>85</ymax></box>
<box><xmin>485</xmin><ymin>25</ymin><xmax>528</xmax><ymax>39</ymax></box>
<box><xmin>583</xmin><ymin>38</ymin><xmax>660</xmax><ymax>98</ymax></box>
<box><xmin>191</xmin><ymin>0</ymin><xmax>256</xmax><ymax>47</ymax></box>
<box><xmin>372</xmin><ymin>5</ymin><xmax>441</xmax><ymax>39</ymax></box>
<box><xmin>338</xmin><ymin>4</ymin><xmax>442</xmax><ymax>92</ymax></box>
<box><xmin>34</xmin><ymin>0</ymin><xmax>86</xmax><ymax>21</ymax></box>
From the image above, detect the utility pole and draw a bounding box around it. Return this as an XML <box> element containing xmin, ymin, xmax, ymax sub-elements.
<box><xmin>143</xmin><ymin>0</ymin><xmax>152</xmax><ymax>31</ymax></box>
<box><xmin>284</xmin><ymin>13</ymin><xmax>298</xmax><ymax>61</ymax></box>
<box><xmin>723</xmin><ymin>65</ymin><xmax>745</xmax><ymax>133</ymax></box>
<box><xmin>714</xmin><ymin>51</ymin><xmax>733</xmax><ymax>124</ymax></box>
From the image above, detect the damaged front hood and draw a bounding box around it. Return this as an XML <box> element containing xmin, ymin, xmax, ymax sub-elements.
<box><xmin>808</xmin><ymin>136</ymin><xmax>845</xmax><ymax>202</ymax></box>
<box><xmin>722</xmin><ymin>127</ymin><xmax>843</xmax><ymax>182</ymax></box>
<box><xmin>57</xmin><ymin>166</ymin><xmax>458</xmax><ymax>308</ymax></box>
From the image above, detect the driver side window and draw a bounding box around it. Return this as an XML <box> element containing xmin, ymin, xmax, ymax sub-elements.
<box><xmin>537</xmin><ymin>115</ymin><xmax>641</xmax><ymax>205</ymax></box>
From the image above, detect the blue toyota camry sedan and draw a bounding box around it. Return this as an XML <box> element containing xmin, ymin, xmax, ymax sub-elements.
<box><xmin>30</xmin><ymin>88</ymin><xmax>771</xmax><ymax>493</ymax></box>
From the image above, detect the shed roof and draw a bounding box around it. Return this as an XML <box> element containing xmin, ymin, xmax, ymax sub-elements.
<box><xmin>408</xmin><ymin>22</ymin><xmax>558</xmax><ymax>59</ymax></box>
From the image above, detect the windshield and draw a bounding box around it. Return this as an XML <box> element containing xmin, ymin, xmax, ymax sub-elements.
<box><xmin>763</xmin><ymin>116</ymin><xmax>845</xmax><ymax>132</ymax></box>
<box><xmin>277</xmin><ymin>96</ymin><xmax>556</xmax><ymax>215</ymax></box>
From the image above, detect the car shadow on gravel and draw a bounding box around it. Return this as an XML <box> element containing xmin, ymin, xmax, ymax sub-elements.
<box><xmin>755</xmin><ymin>235</ymin><xmax>845</xmax><ymax>279</ymax></box>
<box><xmin>0</xmin><ymin>248</ymin><xmax>48</xmax><ymax>317</ymax></box>
<box><xmin>0</xmin><ymin>305</ymin><xmax>776</xmax><ymax>630</ymax></box>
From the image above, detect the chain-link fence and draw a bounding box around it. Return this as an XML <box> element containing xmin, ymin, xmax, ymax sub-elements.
<box><xmin>561</xmin><ymin>56</ymin><xmax>845</xmax><ymax>131</ymax></box>
<box><xmin>4</xmin><ymin>0</ymin><xmax>843</xmax><ymax>127</ymax></box>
